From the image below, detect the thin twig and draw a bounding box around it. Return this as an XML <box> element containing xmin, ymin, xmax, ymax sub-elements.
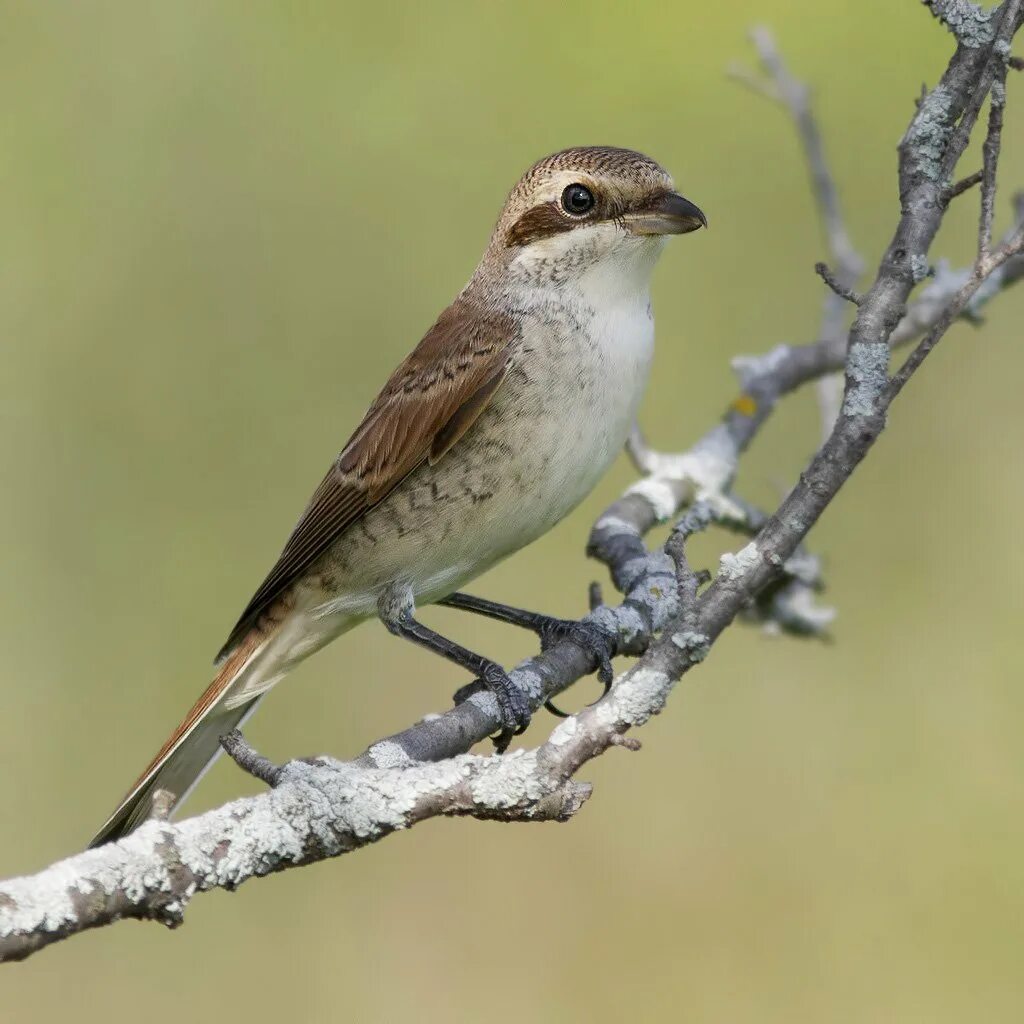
<box><xmin>947</xmin><ymin>168</ymin><xmax>984</xmax><ymax>202</ymax></box>
<box><xmin>889</xmin><ymin>228</ymin><xmax>1024</xmax><ymax>397</ymax></box>
<box><xmin>815</xmin><ymin>261</ymin><xmax>864</xmax><ymax>305</ymax></box>
<box><xmin>979</xmin><ymin>67</ymin><xmax>1008</xmax><ymax>257</ymax></box>
<box><xmin>220</xmin><ymin>729</ymin><xmax>283</xmax><ymax>786</ymax></box>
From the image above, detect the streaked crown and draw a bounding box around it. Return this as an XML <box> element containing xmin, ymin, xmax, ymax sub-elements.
<box><xmin>499</xmin><ymin>146</ymin><xmax>701</xmax><ymax>243</ymax></box>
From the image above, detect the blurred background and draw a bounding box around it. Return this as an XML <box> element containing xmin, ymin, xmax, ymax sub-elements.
<box><xmin>2</xmin><ymin>1</ymin><xmax>1023</xmax><ymax>1020</ymax></box>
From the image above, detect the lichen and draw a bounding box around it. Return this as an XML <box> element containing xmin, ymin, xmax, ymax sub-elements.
<box><xmin>926</xmin><ymin>0</ymin><xmax>996</xmax><ymax>47</ymax></box>
<box><xmin>769</xmin><ymin>584</ymin><xmax>837</xmax><ymax>636</ymax></box>
<box><xmin>731</xmin><ymin>343</ymin><xmax>792</xmax><ymax>387</ymax></box>
<box><xmin>614</xmin><ymin>667</ymin><xmax>670</xmax><ymax>726</ymax></box>
<box><xmin>782</xmin><ymin>550</ymin><xmax>823</xmax><ymax>587</ymax></box>
<box><xmin>718</xmin><ymin>542</ymin><xmax>760</xmax><ymax>581</ymax></box>
<box><xmin>593</xmin><ymin>514</ymin><xmax>638</xmax><ymax>537</ymax></box>
<box><xmin>910</xmin><ymin>254</ymin><xmax>930</xmax><ymax>282</ymax></box>
<box><xmin>469</xmin><ymin>750</ymin><xmax>544</xmax><ymax>808</ymax></box>
<box><xmin>504</xmin><ymin>667</ymin><xmax>540</xmax><ymax>701</ymax></box>
<box><xmin>618</xmin><ymin>554</ymin><xmax>653</xmax><ymax>591</ymax></box>
<box><xmin>368</xmin><ymin>741</ymin><xmax>412</xmax><ymax>769</ymax></box>
<box><xmin>610</xmin><ymin>604</ymin><xmax>648</xmax><ymax>645</ymax></box>
<box><xmin>841</xmin><ymin>343</ymin><xmax>889</xmax><ymax>417</ymax></box>
<box><xmin>625</xmin><ymin>476</ymin><xmax>678</xmax><ymax>522</ymax></box>
<box><xmin>548</xmin><ymin>717</ymin><xmax>579</xmax><ymax>746</ymax></box>
<box><xmin>905</xmin><ymin>83</ymin><xmax>953</xmax><ymax>182</ymax></box>
<box><xmin>670</xmin><ymin>631</ymin><xmax>710</xmax><ymax>662</ymax></box>
<box><xmin>467</xmin><ymin>688</ymin><xmax>499</xmax><ymax>718</ymax></box>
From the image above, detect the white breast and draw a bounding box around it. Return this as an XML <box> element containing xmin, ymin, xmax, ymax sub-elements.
<box><xmin>307</xmin><ymin>232</ymin><xmax>666</xmax><ymax>623</ymax></box>
<box><xmin>505</xmin><ymin>274</ymin><xmax>655</xmax><ymax>531</ymax></box>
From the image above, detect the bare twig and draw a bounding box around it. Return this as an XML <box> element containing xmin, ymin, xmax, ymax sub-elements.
<box><xmin>947</xmin><ymin>168</ymin><xmax>985</xmax><ymax>201</ymax></box>
<box><xmin>221</xmin><ymin>730</ymin><xmax>283</xmax><ymax>786</ymax></box>
<box><xmin>890</xmin><ymin>227</ymin><xmax>1024</xmax><ymax>396</ymax></box>
<box><xmin>979</xmin><ymin>66</ymin><xmax>1009</xmax><ymax>257</ymax></box>
<box><xmin>815</xmin><ymin>261</ymin><xmax>864</xmax><ymax>305</ymax></box>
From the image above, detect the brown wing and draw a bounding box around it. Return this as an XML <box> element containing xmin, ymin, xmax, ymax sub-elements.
<box><xmin>215</xmin><ymin>296</ymin><xmax>516</xmax><ymax>662</ymax></box>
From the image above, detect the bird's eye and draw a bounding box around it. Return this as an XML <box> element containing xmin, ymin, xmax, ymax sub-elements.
<box><xmin>561</xmin><ymin>183</ymin><xmax>595</xmax><ymax>216</ymax></box>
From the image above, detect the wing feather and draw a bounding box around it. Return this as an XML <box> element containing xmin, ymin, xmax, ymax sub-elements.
<box><xmin>216</xmin><ymin>297</ymin><xmax>516</xmax><ymax>661</ymax></box>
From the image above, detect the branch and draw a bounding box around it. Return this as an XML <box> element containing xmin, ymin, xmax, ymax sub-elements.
<box><xmin>2</xmin><ymin>5</ymin><xmax>1023</xmax><ymax>963</ymax></box>
<box><xmin>696</xmin><ymin>0</ymin><xmax>1024</xmax><ymax>637</ymax></box>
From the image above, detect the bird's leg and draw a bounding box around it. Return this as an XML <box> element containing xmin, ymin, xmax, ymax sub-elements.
<box><xmin>377</xmin><ymin>585</ymin><xmax>531</xmax><ymax>752</ymax></box>
<box><xmin>438</xmin><ymin>592</ymin><xmax>616</xmax><ymax>717</ymax></box>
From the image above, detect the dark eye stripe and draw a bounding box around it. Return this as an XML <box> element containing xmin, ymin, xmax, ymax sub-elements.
<box><xmin>506</xmin><ymin>202</ymin><xmax>579</xmax><ymax>247</ymax></box>
<box><xmin>505</xmin><ymin>187</ymin><xmax>673</xmax><ymax>248</ymax></box>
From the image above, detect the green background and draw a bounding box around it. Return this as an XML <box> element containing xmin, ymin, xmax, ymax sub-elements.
<box><xmin>3</xmin><ymin>1</ymin><xmax>1023</xmax><ymax>1020</ymax></box>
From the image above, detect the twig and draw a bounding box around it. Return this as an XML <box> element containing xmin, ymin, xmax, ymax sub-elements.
<box><xmin>221</xmin><ymin>730</ymin><xmax>283</xmax><ymax>786</ymax></box>
<box><xmin>979</xmin><ymin>65</ymin><xmax>1008</xmax><ymax>257</ymax></box>
<box><xmin>947</xmin><ymin>168</ymin><xmax>984</xmax><ymax>201</ymax></box>
<box><xmin>889</xmin><ymin>227</ymin><xmax>1024</xmax><ymax>397</ymax></box>
<box><xmin>815</xmin><ymin>261</ymin><xmax>864</xmax><ymax>305</ymax></box>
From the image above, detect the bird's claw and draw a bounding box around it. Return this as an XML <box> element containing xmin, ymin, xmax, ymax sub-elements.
<box><xmin>538</xmin><ymin>619</ymin><xmax>616</xmax><ymax>685</ymax></box>
<box><xmin>481</xmin><ymin>663</ymin><xmax>532</xmax><ymax>751</ymax></box>
<box><xmin>538</xmin><ymin>619</ymin><xmax>616</xmax><ymax>717</ymax></box>
<box><xmin>452</xmin><ymin>665</ymin><xmax>532</xmax><ymax>752</ymax></box>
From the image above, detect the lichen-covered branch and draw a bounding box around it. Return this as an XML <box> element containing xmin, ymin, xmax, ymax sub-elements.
<box><xmin>2</xmin><ymin>3</ymin><xmax>1023</xmax><ymax>964</ymax></box>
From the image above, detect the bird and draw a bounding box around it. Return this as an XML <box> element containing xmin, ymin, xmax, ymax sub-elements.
<box><xmin>89</xmin><ymin>146</ymin><xmax>705</xmax><ymax>847</ymax></box>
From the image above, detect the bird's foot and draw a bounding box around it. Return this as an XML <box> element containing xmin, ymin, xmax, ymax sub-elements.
<box><xmin>537</xmin><ymin>618</ymin><xmax>616</xmax><ymax>685</ymax></box>
<box><xmin>452</xmin><ymin>664</ymin><xmax>532</xmax><ymax>752</ymax></box>
<box><xmin>535</xmin><ymin>618</ymin><xmax>616</xmax><ymax>718</ymax></box>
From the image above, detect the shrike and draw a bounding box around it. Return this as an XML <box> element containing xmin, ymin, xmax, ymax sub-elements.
<box><xmin>91</xmin><ymin>146</ymin><xmax>705</xmax><ymax>847</ymax></box>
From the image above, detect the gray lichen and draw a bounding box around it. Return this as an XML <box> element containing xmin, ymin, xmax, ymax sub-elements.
<box><xmin>469</xmin><ymin>750</ymin><xmax>544</xmax><ymax>808</ymax></box>
<box><xmin>731</xmin><ymin>343</ymin><xmax>792</xmax><ymax>388</ymax></box>
<box><xmin>841</xmin><ymin>343</ymin><xmax>889</xmax><ymax>417</ymax></box>
<box><xmin>670</xmin><ymin>631</ymin><xmax>710</xmax><ymax>662</ymax></box>
<box><xmin>910</xmin><ymin>254</ymin><xmax>931</xmax><ymax>283</ymax></box>
<box><xmin>905</xmin><ymin>83</ymin><xmax>954</xmax><ymax>182</ymax></box>
<box><xmin>368</xmin><ymin>741</ymin><xmax>413</xmax><ymax>769</ymax></box>
<box><xmin>925</xmin><ymin>0</ymin><xmax>996</xmax><ymax>47</ymax></box>
<box><xmin>767</xmin><ymin>582</ymin><xmax>837</xmax><ymax>636</ymax></box>
<box><xmin>718</xmin><ymin>542</ymin><xmax>761</xmax><ymax>582</ymax></box>
<box><xmin>613</xmin><ymin>667</ymin><xmax>670</xmax><ymax>726</ymax></box>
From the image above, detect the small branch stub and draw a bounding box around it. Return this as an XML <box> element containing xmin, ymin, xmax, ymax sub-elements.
<box><xmin>220</xmin><ymin>730</ymin><xmax>283</xmax><ymax>786</ymax></box>
<box><xmin>816</xmin><ymin>262</ymin><xmax>864</xmax><ymax>305</ymax></box>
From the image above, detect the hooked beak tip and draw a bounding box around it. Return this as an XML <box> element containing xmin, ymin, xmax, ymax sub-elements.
<box><xmin>625</xmin><ymin>191</ymin><xmax>707</xmax><ymax>236</ymax></box>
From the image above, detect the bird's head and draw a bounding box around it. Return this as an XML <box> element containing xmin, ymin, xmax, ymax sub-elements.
<box><xmin>485</xmin><ymin>146</ymin><xmax>706</xmax><ymax>291</ymax></box>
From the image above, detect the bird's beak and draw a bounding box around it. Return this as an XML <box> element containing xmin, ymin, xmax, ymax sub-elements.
<box><xmin>623</xmin><ymin>191</ymin><xmax>707</xmax><ymax>236</ymax></box>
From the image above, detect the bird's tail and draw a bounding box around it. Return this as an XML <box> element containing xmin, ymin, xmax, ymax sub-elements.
<box><xmin>88</xmin><ymin>629</ymin><xmax>269</xmax><ymax>848</ymax></box>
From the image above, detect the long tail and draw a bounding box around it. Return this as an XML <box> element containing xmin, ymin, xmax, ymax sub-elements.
<box><xmin>89</xmin><ymin>629</ymin><xmax>269</xmax><ymax>848</ymax></box>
